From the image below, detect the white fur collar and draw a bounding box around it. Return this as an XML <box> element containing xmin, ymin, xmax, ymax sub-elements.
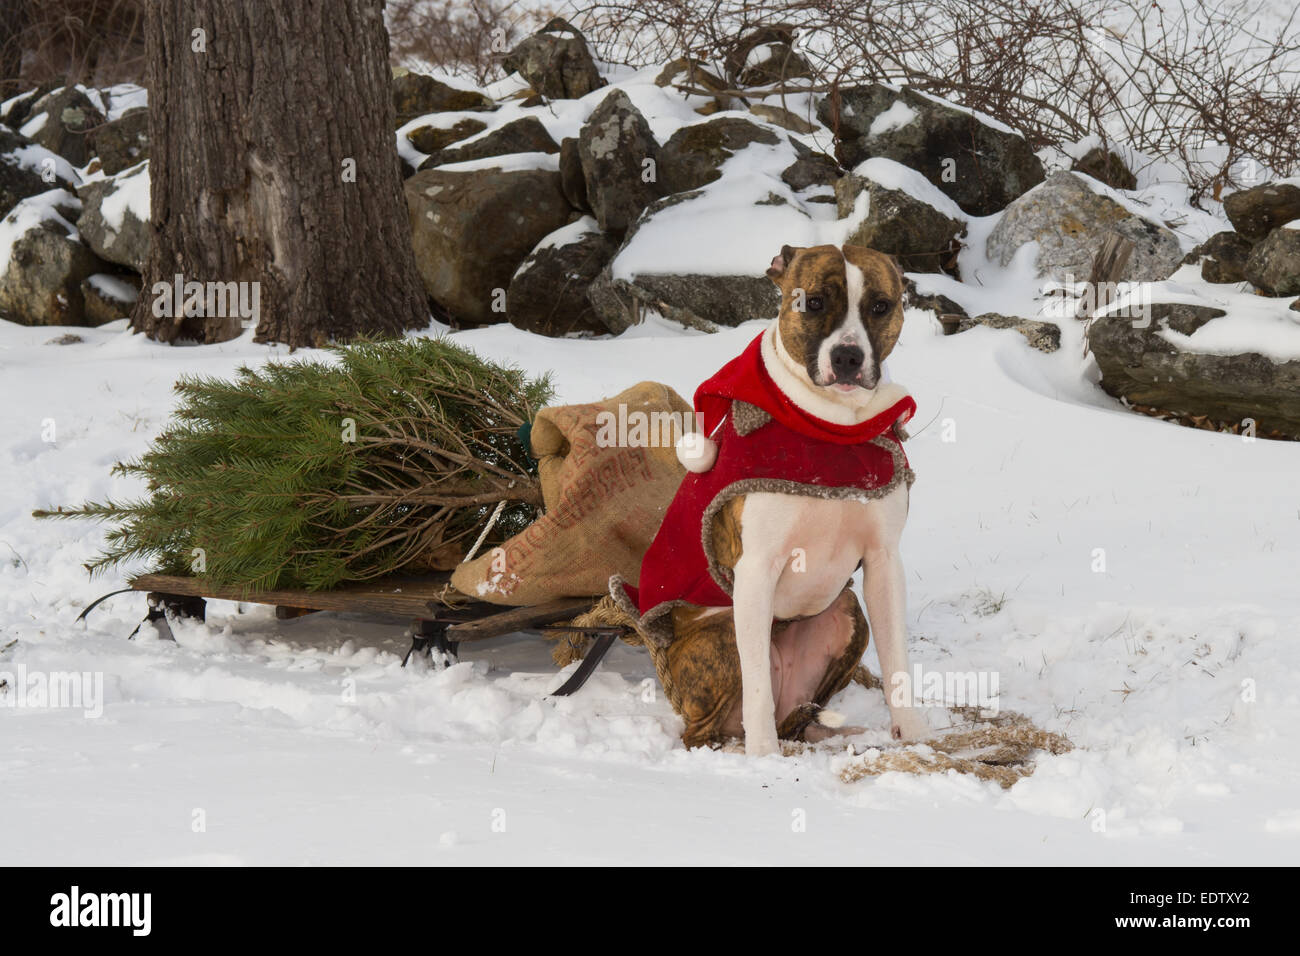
<box><xmin>761</xmin><ymin>323</ymin><xmax>911</xmax><ymax>426</ymax></box>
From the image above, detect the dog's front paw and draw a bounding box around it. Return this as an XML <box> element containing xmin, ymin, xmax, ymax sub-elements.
<box><xmin>890</xmin><ymin>708</ymin><xmax>931</xmax><ymax>743</ymax></box>
<box><xmin>744</xmin><ymin>733</ymin><xmax>781</xmax><ymax>758</ymax></box>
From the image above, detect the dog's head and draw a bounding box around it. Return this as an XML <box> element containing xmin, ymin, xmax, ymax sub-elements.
<box><xmin>765</xmin><ymin>243</ymin><xmax>905</xmax><ymax>392</ymax></box>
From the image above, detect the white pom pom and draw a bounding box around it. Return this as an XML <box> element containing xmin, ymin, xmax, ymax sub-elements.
<box><xmin>676</xmin><ymin>431</ymin><xmax>717</xmax><ymax>473</ymax></box>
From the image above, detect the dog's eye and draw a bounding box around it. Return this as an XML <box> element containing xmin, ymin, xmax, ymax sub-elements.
<box><xmin>871</xmin><ymin>300</ymin><xmax>892</xmax><ymax>315</ymax></box>
<box><xmin>805</xmin><ymin>296</ymin><xmax>824</xmax><ymax>312</ymax></box>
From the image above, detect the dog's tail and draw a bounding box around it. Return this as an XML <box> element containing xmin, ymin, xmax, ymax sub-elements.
<box><xmin>815</xmin><ymin>708</ymin><xmax>847</xmax><ymax>728</ymax></box>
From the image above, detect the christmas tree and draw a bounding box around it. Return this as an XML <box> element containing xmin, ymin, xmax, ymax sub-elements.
<box><xmin>37</xmin><ymin>337</ymin><xmax>552</xmax><ymax>594</ymax></box>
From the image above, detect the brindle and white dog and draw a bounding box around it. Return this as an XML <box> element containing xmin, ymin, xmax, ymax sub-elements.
<box><xmin>705</xmin><ymin>243</ymin><xmax>929</xmax><ymax>756</ymax></box>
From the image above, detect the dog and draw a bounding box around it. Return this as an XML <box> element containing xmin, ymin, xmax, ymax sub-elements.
<box><xmin>729</xmin><ymin>243</ymin><xmax>928</xmax><ymax>755</ymax></box>
<box><xmin>616</xmin><ymin>243</ymin><xmax>929</xmax><ymax>756</ymax></box>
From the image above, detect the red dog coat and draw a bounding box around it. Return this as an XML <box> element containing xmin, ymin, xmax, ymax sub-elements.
<box><xmin>621</xmin><ymin>332</ymin><xmax>916</xmax><ymax>623</ymax></box>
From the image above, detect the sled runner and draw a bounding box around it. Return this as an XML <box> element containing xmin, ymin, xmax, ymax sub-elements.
<box><xmin>80</xmin><ymin>573</ymin><xmax>629</xmax><ymax>697</ymax></box>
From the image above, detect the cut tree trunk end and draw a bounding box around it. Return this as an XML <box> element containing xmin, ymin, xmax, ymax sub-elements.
<box><xmin>131</xmin><ymin>0</ymin><xmax>430</xmax><ymax>348</ymax></box>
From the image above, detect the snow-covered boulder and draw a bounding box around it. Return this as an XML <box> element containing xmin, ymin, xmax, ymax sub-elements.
<box><xmin>1</xmin><ymin>127</ymin><xmax>80</xmax><ymax>219</ymax></box>
<box><xmin>0</xmin><ymin>189</ymin><xmax>109</xmax><ymax>326</ymax></box>
<box><xmin>76</xmin><ymin>161</ymin><xmax>151</xmax><ymax>272</ymax></box>
<box><xmin>835</xmin><ymin>158</ymin><xmax>966</xmax><ymax>274</ymax></box>
<box><xmin>577</xmin><ymin>89</ymin><xmax>664</xmax><ymax>236</ymax></box>
<box><xmin>987</xmin><ymin>171</ymin><xmax>1183</xmax><ymax>283</ymax></box>
<box><xmin>20</xmin><ymin>86</ymin><xmax>105</xmax><ymax>167</ymax></box>
<box><xmin>502</xmin><ymin>17</ymin><xmax>606</xmax><ymax>100</ymax></box>
<box><xmin>587</xmin><ymin>189</ymin><xmax>794</xmax><ymax>333</ymax></box>
<box><xmin>1223</xmin><ymin>182</ymin><xmax>1300</xmax><ymax>242</ymax></box>
<box><xmin>1244</xmin><ymin>225</ymin><xmax>1300</xmax><ymax>297</ymax></box>
<box><xmin>507</xmin><ymin>217</ymin><xmax>616</xmax><ymax>337</ymax></box>
<box><xmin>1089</xmin><ymin>301</ymin><xmax>1300</xmax><ymax>439</ymax></box>
<box><xmin>816</xmin><ymin>85</ymin><xmax>1045</xmax><ymax>216</ymax></box>
<box><xmin>404</xmin><ymin>166</ymin><xmax>573</xmax><ymax>325</ymax></box>
<box><xmin>418</xmin><ymin>117</ymin><xmax>558</xmax><ymax>171</ymax></box>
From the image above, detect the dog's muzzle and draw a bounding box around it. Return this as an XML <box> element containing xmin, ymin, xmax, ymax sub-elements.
<box><xmin>830</xmin><ymin>344</ymin><xmax>866</xmax><ymax>385</ymax></box>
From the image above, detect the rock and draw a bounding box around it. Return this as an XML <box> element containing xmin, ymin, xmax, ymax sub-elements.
<box><xmin>507</xmin><ymin>218</ymin><xmax>616</xmax><ymax>336</ymax></box>
<box><xmin>987</xmin><ymin>171</ymin><xmax>1183</xmax><ymax>283</ymax></box>
<box><xmin>1223</xmin><ymin>182</ymin><xmax>1300</xmax><ymax>242</ymax></box>
<box><xmin>817</xmin><ymin>85</ymin><xmax>1044</xmax><ymax>216</ymax></box>
<box><xmin>946</xmin><ymin>312</ymin><xmax>1060</xmax><ymax>352</ymax></box>
<box><xmin>21</xmin><ymin>86</ymin><xmax>105</xmax><ymax>167</ymax></box>
<box><xmin>1243</xmin><ymin>226</ymin><xmax>1300</xmax><ymax>296</ymax></box>
<box><xmin>655</xmin><ymin>58</ymin><xmax>727</xmax><ymax>92</ymax></box>
<box><xmin>1071</xmin><ymin>147</ymin><xmax>1137</xmax><ymax>191</ymax></box>
<box><xmin>577</xmin><ymin>89</ymin><xmax>664</xmax><ymax>236</ymax></box>
<box><xmin>76</xmin><ymin>162</ymin><xmax>151</xmax><ymax>271</ymax></box>
<box><xmin>904</xmin><ymin>278</ymin><xmax>968</xmax><ymax>317</ymax></box>
<box><xmin>80</xmin><ymin>272</ymin><xmax>141</xmax><ymax>324</ymax></box>
<box><xmin>736</xmin><ymin>43</ymin><xmax>814</xmax><ymax>88</ymax></box>
<box><xmin>45</xmin><ymin>333</ymin><xmax>84</xmax><ymax>345</ymax></box>
<box><xmin>502</xmin><ymin>17</ymin><xmax>605</xmax><ymax>100</ymax></box>
<box><xmin>835</xmin><ymin>169</ymin><xmax>965</xmax><ymax>274</ymax></box>
<box><xmin>749</xmin><ymin>103</ymin><xmax>818</xmax><ymax>134</ymax></box>
<box><xmin>1089</xmin><ymin>302</ymin><xmax>1300</xmax><ymax>438</ymax></box>
<box><xmin>406</xmin><ymin>118</ymin><xmax>488</xmax><ymax>154</ymax></box>
<box><xmin>91</xmin><ymin>108</ymin><xmax>149</xmax><ymax>176</ymax></box>
<box><xmin>1183</xmin><ymin>230</ymin><xmax>1254</xmax><ymax>284</ymax></box>
<box><xmin>558</xmin><ymin>137</ymin><xmax>590</xmax><ymax>213</ymax></box>
<box><xmin>658</xmin><ymin>117</ymin><xmax>779</xmax><ymax>195</ymax></box>
<box><xmin>0</xmin><ymin>190</ymin><xmax>109</xmax><ymax>326</ymax></box>
<box><xmin>780</xmin><ymin>139</ymin><xmax>841</xmax><ymax>193</ymax></box>
<box><xmin>723</xmin><ymin>26</ymin><xmax>811</xmax><ymax>87</ymax></box>
<box><xmin>418</xmin><ymin>117</ymin><xmax>558</xmax><ymax>170</ymax></box>
<box><xmin>392</xmin><ymin>73</ymin><xmax>496</xmax><ymax>127</ymax></box>
<box><xmin>404</xmin><ymin>167</ymin><xmax>573</xmax><ymax>325</ymax></box>
<box><xmin>2</xmin><ymin>127</ymin><xmax>78</xmax><ymax>220</ymax></box>
<box><xmin>587</xmin><ymin>192</ymin><xmax>781</xmax><ymax>333</ymax></box>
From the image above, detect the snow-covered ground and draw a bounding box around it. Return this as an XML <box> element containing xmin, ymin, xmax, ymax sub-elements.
<box><xmin>2</xmin><ymin>299</ymin><xmax>1297</xmax><ymax>865</ymax></box>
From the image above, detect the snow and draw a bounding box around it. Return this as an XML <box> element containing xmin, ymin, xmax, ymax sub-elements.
<box><xmin>2</xmin><ymin>297</ymin><xmax>1299</xmax><ymax>864</ymax></box>
<box><xmin>2</xmin><ymin>142</ymin><xmax>80</xmax><ymax>189</ymax></box>
<box><xmin>97</xmin><ymin>162</ymin><xmax>151</xmax><ymax>232</ymax></box>
<box><xmin>844</xmin><ymin>156</ymin><xmax>969</xmax><ymax>221</ymax></box>
<box><xmin>868</xmin><ymin>100</ymin><xmax>919</xmax><ymax>137</ymax></box>
<box><xmin>86</xmin><ymin>274</ymin><xmax>140</xmax><ymax>304</ymax></box>
<box><xmin>431</xmin><ymin>151</ymin><xmax>559</xmax><ymax>174</ymax></box>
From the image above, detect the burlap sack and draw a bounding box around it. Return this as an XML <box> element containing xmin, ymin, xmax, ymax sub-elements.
<box><xmin>450</xmin><ymin>381</ymin><xmax>692</xmax><ymax>605</ymax></box>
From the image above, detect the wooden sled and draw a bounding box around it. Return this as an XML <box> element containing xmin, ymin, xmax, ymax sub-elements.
<box><xmin>80</xmin><ymin>573</ymin><xmax>628</xmax><ymax>697</ymax></box>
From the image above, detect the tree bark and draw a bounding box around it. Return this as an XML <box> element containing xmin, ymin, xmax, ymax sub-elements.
<box><xmin>132</xmin><ymin>0</ymin><xmax>429</xmax><ymax>347</ymax></box>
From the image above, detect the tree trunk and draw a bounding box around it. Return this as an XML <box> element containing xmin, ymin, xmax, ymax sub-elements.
<box><xmin>132</xmin><ymin>0</ymin><xmax>429</xmax><ymax>347</ymax></box>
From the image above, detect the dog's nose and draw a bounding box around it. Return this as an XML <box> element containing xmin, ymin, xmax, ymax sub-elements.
<box><xmin>830</xmin><ymin>345</ymin><xmax>865</xmax><ymax>380</ymax></box>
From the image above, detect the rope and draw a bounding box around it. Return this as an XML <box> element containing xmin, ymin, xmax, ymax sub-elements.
<box><xmin>462</xmin><ymin>499</ymin><xmax>507</xmax><ymax>563</ymax></box>
<box><xmin>837</xmin><ymin>668</ymin><xmax>1073</xmax><ymax>788</ymax></box>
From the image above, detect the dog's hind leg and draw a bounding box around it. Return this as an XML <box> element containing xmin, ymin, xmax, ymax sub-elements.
<box><xmin>773</xmin><ymin>587</ymin><xmax>871</xmax><ymax>742</ymax></box>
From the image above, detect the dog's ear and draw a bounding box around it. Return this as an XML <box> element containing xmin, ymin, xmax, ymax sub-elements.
<box><xmin>765</xmin><ymin>244</ymin><xmax>801</xmax><ymax>284</ymax></box>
